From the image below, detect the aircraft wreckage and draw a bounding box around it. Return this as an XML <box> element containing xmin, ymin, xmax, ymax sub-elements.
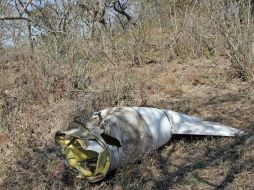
<box><xmin>55</xmin><ymin>107</ymin><xmax>244</xmax><ymax>182</ymax></box>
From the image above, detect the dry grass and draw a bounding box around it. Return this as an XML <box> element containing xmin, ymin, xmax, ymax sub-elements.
<box><xmin>1</xmin><ymin>1</ymin><xmax>254</xmax><ymax>189</ymax></box>
<box><xmin>1</xmin><ymin>51</ymin><xmax>253</xmax><ymax>189</ymax></box>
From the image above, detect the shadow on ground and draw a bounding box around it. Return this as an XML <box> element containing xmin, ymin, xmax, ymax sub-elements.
<box><xmin>152</xmin><ymin>89</ymin><xmax>254</xmax><ymax>190</ymax></box>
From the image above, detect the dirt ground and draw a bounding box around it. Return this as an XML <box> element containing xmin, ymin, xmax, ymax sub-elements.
<box><xmin>0</xmin><ymin>56</ymin><xmax>254</xmax><ymax>190</ymax></box>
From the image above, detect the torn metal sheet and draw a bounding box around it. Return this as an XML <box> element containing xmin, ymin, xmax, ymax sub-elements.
<box><xmin>55</xmin><ymin>107</ymin><xmax>244</xmax><ymax>182</ymax></box>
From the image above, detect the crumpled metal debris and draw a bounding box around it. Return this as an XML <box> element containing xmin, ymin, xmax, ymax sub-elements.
<box><xmin>55</xmin><ymin>107</ymin><xmax>244</xmax><ymax>182</ymax></box>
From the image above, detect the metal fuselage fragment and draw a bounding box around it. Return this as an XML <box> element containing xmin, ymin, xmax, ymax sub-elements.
<box><xmin>55</xmin><ymin>107</ymin><xmax>244</xmax><ymax>182</ymax></box>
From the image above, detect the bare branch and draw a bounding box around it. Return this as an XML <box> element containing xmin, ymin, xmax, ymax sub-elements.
<box><xmin>0</xmin><ymin>16</ymin><xmax>64</xmax><ymax>33</ymax></box>
<box><xmin>0</xmin><ymin>16</ymin><xmax>29</xmax><ymax>21</ymax></box>
<box><xmin>18</xmin><ymin>0</ymin><xmax>33</xmax><ymax>16</ymax></box>
<box><xmin>113</xmin><ymin>1</ymin><xmax>131</xmax><ymax>21</ymax></box>
<box><xmin>113</xmin><ymin>1</ymin><xmax>136</xmax><ymax>26</ymax></box>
